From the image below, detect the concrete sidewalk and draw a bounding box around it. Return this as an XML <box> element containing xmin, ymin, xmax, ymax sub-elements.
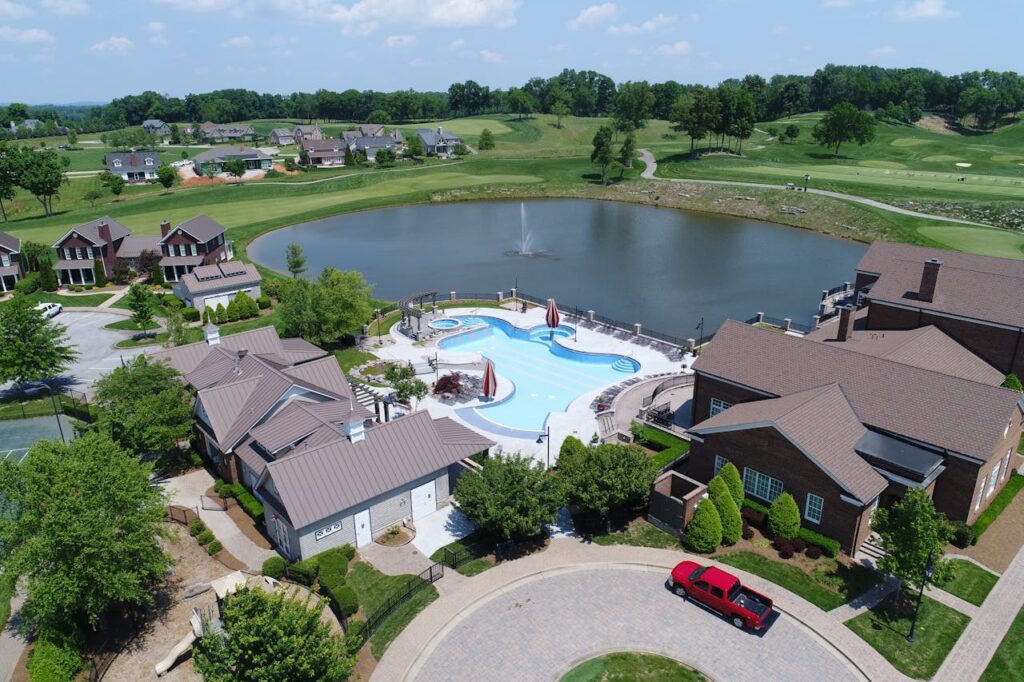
<box><xmin>0</xmin><ymin>591</ymin><xmax>28</xmax><ymax>682</ymax></box>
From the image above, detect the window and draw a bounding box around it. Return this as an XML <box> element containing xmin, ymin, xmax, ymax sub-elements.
<box><xmin>1002</xmin><ymin>450</ymin><xmax>1013</xmax><ymax>481</ymax></box>
<box><xmin>0</xmin><ymin>254</ymin><xmax>8</xmax><ymax>267</ymax></box>
<box><xmin>976</xmin><ymin>483</ymin><xmax>986</xmax><ymax>511</ymax></box>
<box><xmin>709</xmin><ymin>397</ymin><xmax>733</xmax><ymax>417</ymax></box>
<box><xmin>113</xmin><ymin>159</ymin><xmax>122</xmax><ymax>167</ymax></box>
<box><xmin>743</xmin><ymin>467</ymin><xmax>783</xmax><ymax>502</ymax></box>
<box><xmin>190</xmin><ymin>244</ymin><xmax>198</xmax><ymax>257</ymax></box>
<box><xmin>64</xmin><ymin>248</ymin><xmax>72</xmax><ymax>260</ymax></box>
<box><xmin>75</xmin><ymin>247</ymin><xmax>83</xmax><ymax>259</ymax></box>
<box><xmin>145</xmin><ymin>157</ymin><xmax>154</xmax><ymax>166</ymax></box>
<box><xmin>714</xmin><ymin>455</ymin><xmax>728</xmax><ymax>476</ymax></box>
<box><xmin>987</xmin><ymin>469</ymin><xmax>999</xmax><ymax>497</ymax></box>
<box><xmin>710</xmin><ymin>586</ymin><xmax>724</xmax><ymax>599</ymax></box>
<box><xmin>805</xmin><ymin>494</ymin><xmax>824</xmax><ymax>524</ymax></box>
<box><xmin>86</xmin><ymin>247</ymin><xmax>93</xmax><ymax>259</ymax></box>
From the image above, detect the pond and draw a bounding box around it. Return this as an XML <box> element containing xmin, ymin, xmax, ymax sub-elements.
<box><xmin>249</xmin><ymin>199</ymin><xmax>867</xmax><ymax>337</ymax></box>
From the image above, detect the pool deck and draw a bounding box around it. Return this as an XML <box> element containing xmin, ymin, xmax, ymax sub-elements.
<box><xmin>375</xmin><ymin>305</ymin><xmax>691</xmax><ymax>465</ymax></box>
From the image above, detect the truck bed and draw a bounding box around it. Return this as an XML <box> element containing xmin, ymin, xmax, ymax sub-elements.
<box><xmin>732</xmin><ymin>588</ymin><xmax>772</xmax><ymax>618</ymax></box>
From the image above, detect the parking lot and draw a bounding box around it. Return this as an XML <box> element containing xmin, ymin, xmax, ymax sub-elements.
<box><xmin>51</xmin><ymin>311</ymin><xmax>150</xmax><ymax>390</ymax></box>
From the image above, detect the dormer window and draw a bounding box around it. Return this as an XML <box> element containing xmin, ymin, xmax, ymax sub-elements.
<box><xmin>145</xmin><ymin>158</ymin><xmax>154</xmax><ymax>166</ymax></box>
<box><xmin>113</xmin><ymin>159</ymin><xmax>122</xmax><ymax>168</ymax></box>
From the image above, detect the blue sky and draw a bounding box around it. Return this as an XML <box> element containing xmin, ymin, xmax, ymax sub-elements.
<box><xmin>1</xmin><ymin>0</ymin><xmax>1019</xmax><ymax>104</ymax></box>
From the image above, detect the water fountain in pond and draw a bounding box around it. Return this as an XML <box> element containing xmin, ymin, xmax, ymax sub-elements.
<box><xmin>505</xmin><ymin>202</ymin><xmax>547</xmax><ymax>257</ymax></box>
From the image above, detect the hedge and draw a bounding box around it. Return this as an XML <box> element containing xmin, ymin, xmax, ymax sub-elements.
<box><xmin>236</xmin><ymin>490</ymin><xmax>265</xmax><ymax>525</ymax></box>
<box><xmin>332</xmin><ymin>585</ymin><xmax>359</xmax><ymax>617</ymax></box>
<box><xmin>743</xmin><ymin>498</ymin><xmax>840</xmax><ymax>558</ymax></box>
<box><xmin>183</xmin><ymin>307</ymin><xmax>201</xmax><ymax>322</ymax></box>
<box><xmin>206</xmin><ymin>540</ymin><xmax>223</xmax><ymax>555</ymax></box>
<box><xmin>318</xmin><ymin>550</ymin><xmax>349</xmax><ymax>590</ymax></box>
<box><xmin>195</xmin><ymin>530</ymin><xmax>215</xmax><ymax>546</ymax></box>
<box><xmin>27</xmin><ymin>630</ymin><xmax>83</xmax><ymax>682</ymax></box>
<box><xmin>286</xmin><ymin>563</ymin><xmax>317</xmax><ymax>586</ymax></box>
<box><xmin>262</xmin><ymin>556</ymin><xmax>287</xmax><ymax>580</ymax></box>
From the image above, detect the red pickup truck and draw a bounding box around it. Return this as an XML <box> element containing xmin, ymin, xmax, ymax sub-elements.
<box><xmin>669</xmin><ymin>560</ymin><xmax>775</xmax><ymax>630</ymax></box>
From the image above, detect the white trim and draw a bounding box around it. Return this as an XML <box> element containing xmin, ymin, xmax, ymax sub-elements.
<box><xmin>742</xmin><ymin>466</ymin><xmax>783</xmax><ymax>502</ymax></box>
<box><xmin>713</xmin><ymin>455</ymin><xmax>728</xmax><ymax>476</ymax></box>
<box><xmin>805</xmin><ymin>493</ymin><xmax>824</xmax><ymax>524</ymax></box>
<box><xmin>709</xmin><ymin>397</ymin><xmax>733</xmax><ymax>417</ymax></box>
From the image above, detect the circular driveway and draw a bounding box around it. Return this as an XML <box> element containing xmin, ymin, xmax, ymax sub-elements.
<box><xmin>54</xmin><ymin>311</ymin><xmax>148</xmax><ymax>389</ymax></box>
<box><xmin>409</xmin><ymin>565</ymin><xmax>862</xmax><ymax>682</ymax></box>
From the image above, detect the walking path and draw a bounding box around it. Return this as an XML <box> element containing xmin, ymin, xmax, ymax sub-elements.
<box><xmin>0</xmin><ymin>591</ymin><xmax>28</xmax><ymax>682</ymax></box>
<box><xmin>637</xmin><ymin>149</ymin><xmax>988</xmax><ymax>227</ymax></box>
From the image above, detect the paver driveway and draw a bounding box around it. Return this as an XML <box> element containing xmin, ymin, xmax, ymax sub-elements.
<box><xmin>409</xmin><ymin>565</ymin><xmax>862</xmax><ymax>682</ymax></box>
<box><xmin>52</xmin><ymin>311</ymin><xmax>148</xmax><ymax>389</ymax></box>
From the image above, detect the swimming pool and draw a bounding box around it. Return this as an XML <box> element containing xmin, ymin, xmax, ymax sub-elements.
<box><xmin>439</xmin><ymin>316</ymin><xmax>639</xmax><ymax>434</ymax></box>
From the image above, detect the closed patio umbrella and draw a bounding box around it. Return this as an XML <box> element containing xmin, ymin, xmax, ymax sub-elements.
<box><xmin>482</xmin><ymin>358</ymin><xmax>497</xmax><ymax>400</ymax></box>
<box><xmin>546</xmin><ymin>298</ymin><xmax>560</xmax><ymax>340</ymax></box>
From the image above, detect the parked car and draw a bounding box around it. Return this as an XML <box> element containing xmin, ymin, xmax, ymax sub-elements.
<box><xmin>668</xmin><ymin>560</ymin><xmax>774</xmax><ymax>630</ymax></box>
<box><xmin>34</xmin><ymin>302</ymin><xmax>62</xmax><ymax>319</ymax></box>
<box><xmin>171</xmin><ymin>159</ymin><xmax>192</xmax><ymax>168</ymax></box>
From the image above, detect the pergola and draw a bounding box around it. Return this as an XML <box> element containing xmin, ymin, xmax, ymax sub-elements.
<box><xmin>398</xmin><ymin>290</ymin><xmax>438</xmax><ymax>332</ymax></box>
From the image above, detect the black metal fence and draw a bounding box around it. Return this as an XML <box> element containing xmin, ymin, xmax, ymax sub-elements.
<box><xmin>440</xmin><ymin>539</ymin><xmax>492</xmax><ymax>570</ymax></box>
<box><xmin>0</xmin><ymin>387</ymin><xmax>94</xmax><ymax>423</ymax></box>
<box><xmin>353</xmin><ymin>562</ymin><xmax>444</xmax><ymax>642</ymax></box>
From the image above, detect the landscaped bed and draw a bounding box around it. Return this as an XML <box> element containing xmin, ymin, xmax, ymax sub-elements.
<box><xmin>939</xmin><ymin>559</ymin><xmax>998</xmax><ymax>606</ymax></box>
<box><xmin>561</xmin><ymin>652</ymin><xmax>707</xmax><ymax>682</ymax></box>
<box><xmin>972</xmin><ymin>473</ymin><xmax>1024</xmax><ymax>538</ymax></box>
<box><xmin>845</xmin><ymin>594</ymin><xmax>970</xmax><ymax>679</ymax></box>
<box><xmin>632</xmin><ymin>424</ymin><xmax>690</xmax><ymax>469</ymax></box>
<box><xmin>346</xmin><ymin>562</ymin><xmax>439</xmax><ymax>660</ymax></box>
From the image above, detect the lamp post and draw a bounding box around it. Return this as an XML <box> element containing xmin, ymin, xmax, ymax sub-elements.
<box><xmin>574</xmin><ymin>305</ymin><xmax>579</xmax><ymax>342</ymax></box>
<box><xmin>536</xmin><ymin>425</ymin><xmax>551</xmax><ymax>470</ymax></box>
<box><xmin>803</xmin><ymin>173</ymin><xmax>811</xmax><ymax>192</ymax></box>
<box><xmin>26</xmin><ymin>382</ymin><xmax>65</xmax><ymax>443</ymax></box>
<box><xmin>375</xmin><ymin>308</ymin><xmax>382</xmax><ymax>345</ymax></box>
<box><xmin>907</xmin><ymin>550</ymin><xmax>936</xmax><ymax>643</ymax></box>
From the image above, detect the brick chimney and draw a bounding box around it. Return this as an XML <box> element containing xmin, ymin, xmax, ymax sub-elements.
<box><xmin>837</xmin><ymin>305</ymin><xmax>855</xmax><ymax>342</ymax></box>
<box><xmin>97</xmin><ymin>221</ymin><xmax>112</xmax><ymax>246</ymax></box>
<box><xmin>160</xmin><ymin>219</ymin><xmax>171</xmax><ymax>238</ymax></box>
<box><xmin>919</xmin><ymin>258</ymin><xmax>943</xmax><ymax>303</ymax></box>
<box><xmin>129</xmin><ymin>153</ymin><xmax>136</xmax><ymax>167</ymax></box>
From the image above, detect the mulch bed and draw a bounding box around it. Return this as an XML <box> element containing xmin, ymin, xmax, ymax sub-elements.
<box><xmin>949</xmin><ymin>486</ymin><xmax>1024</xmax><ymax>572</ymax></box>
<box><xmin>375</xmin><ymin>527</ymin><xmax>415</xmax><ymax>547</ymax></box>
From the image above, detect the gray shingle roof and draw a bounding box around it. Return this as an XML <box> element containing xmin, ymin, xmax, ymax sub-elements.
<box><xmin>105</xmin><ymin>151</ymin><xmax>161</xmax><ymax>174</ymax></box>
<box><xmin>193</xmin><ymin>146</ymin><xmax>271</xmax><ymax>163</ymax></box>
<box><xmin>177</xmin><ymin>262</ymin><xmax>261</xmax><ymax>295</ymax></box>
<box><xmin>0</xmin><ymin>231</ymin><xmax>19</xmax><ymax>254</ymax></box>
<box><xmin>162</xmin><ymin>214</ymin><xmax>226</xmax><ymax>245</ymax></box>
<box><xmin>260</xmin><ymin>410</ymin><xmax>494</xmax><ymax>529</ymax></box>
<box><xmin>692</xmin><ymin>320</ymin><xmax>1021</xmax><ymax>463</ymax></box>
<box><xmin>116</xmin><ymin>235</ymin><xmax>161</xmax><ymax>259</ymax></box>
<box><xmin>53</xmin><ymin>216</ymin><xmax>131</xmax><ymax>247</ymax></box>
<box><xmin>300</xmin><ymin>138</ymin><xmax>347</xmax><ymax>153</ymax></box>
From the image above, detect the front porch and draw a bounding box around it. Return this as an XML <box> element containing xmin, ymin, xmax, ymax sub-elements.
<box><xmin>57</xmin><ymin>265</ymin><xmax>95</xmax><ymax>286</ymax></box>
<box><xmin>0</xmin><ymin>269</ymin><xmax>19</xmax><ymax>293</ymax></box>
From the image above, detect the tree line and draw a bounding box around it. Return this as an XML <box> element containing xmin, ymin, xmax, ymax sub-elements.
<box><xmin>3</xmin><ymin>64</ymin><xmax>1021</xmax><ymax>139</ymax></box>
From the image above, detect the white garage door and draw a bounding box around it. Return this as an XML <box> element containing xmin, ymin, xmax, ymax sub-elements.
<box><xmin>411</xmin><ymin>480</ymin><xmax>436</xmax><ymax>521</ymax></box>
<box><xmin>204</xmin><ymin>293</ymin><xmax>230</xmax><ymax>310</ymax></box>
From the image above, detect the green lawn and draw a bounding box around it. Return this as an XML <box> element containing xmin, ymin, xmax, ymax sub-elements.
<box><xmin>0</xmin><ymin>396</ymin><xmax>61</xmax><ymax>421</ymax></box>
<box><xmin>561</xmin><ymin>652</ymin><xmax>707</xmax><ymax>682</ymax></box>
<box><xmin>716</xmin><ymin>551</ymin><xmax>880</xmax><ymax>611</ymax></box>
<box><xmin>940</xmin><ymin>559</ymin><xmax>998</xmax><ymax>606</ymax></box>
<box><xmin>429</xmin><ymin>533</ymin><xmax>496</xmax><ymax>577</ymax></box>
<box><xmin>346</xmin><ymin>561</ymin><xmax>439</xmax><ymax>660</ymax></box>
<box><xmin>590</xmin><ymin>517</ymin><xmax>684</xmax><ymax>550</ymax></box>
<box><xmin>918</xmin><ymin>224</ymin><xmax>1024</xmax><ymax>259</ymax></box>
<box><xmin>104</xmin><ymin>318</ymin><xmax>159</xmax><ymax>331</ymax></box>
<box><xmin>846</xmin><ymin>595</ymin><xmax>970</xmax><ymax>679</ymax></box>
<box><xmin>973</xmin><ymin>473</ymin><xmax>1024</xmax><ymax>538</ymax></box>
<box><xmin>634</xmin><ymin>425</ymin><xmax>690</xmax><ymax>468</ymax></box>
<box><xmin>334</xmin><ymin>347</ymin><xmax>378</xmax><ymax>373</ymax></box>
<box><xmin>980</xmin><ymin>604</ymin><xmax>1024</xmax><ymax>681</ymax></box>
<box><xmin>0</xmin><ymin>291</ymin><xmax>114</xmax><ymax>309</ymax></box>
<box><xmin>0</xmin><ymin>573</ymin><xmax>14</xmax><ymax>628</ymax></box>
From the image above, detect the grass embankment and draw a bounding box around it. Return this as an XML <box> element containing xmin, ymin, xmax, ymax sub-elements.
<box><xmin>590</xmin><ymin>517</ymin><xmax>684</xmax><ymax>550</ymax></box>
<box><xmin>846</xmin><ymin>595</ymin><xmax>970</xmax><ymax>679</ymax></box>
<box><xmin>346</xmin><ymin>562</ymin><xmax>439</xmax><ymax>660</ymax></box>
<box><xmin>940</xmin><ymin>559</ymin><xmax>998</xmax><ymax>606</ymax></box>
<box><xmin>429</xmin><ymin>532</ymin><xmax>496</xmax><ymax>577</ymax></box>
<box><xmin>0</xmin><ymin>396</ymin><xmax>61</xmax><ymax>421</ymax></box>
<box><xmin>973</xmin><ymin>473</ymin><xmax>1024</xmax><ymax>538</ymax></box>
<box><xmin>0</xmin><ymin>291</ymin><xmax>114</xmax><ymax>309</ymax></box>
<box><xmin>104</xmin><ymin>318</ymin><xmax>159</xmax><ymax>331</ymax></box>
<box><xmin>981</xmin><ymin>605</ymin><xmax>1024</xmax><ymax>681</ymax></box>
<box><xmin>561</xmin><ymin>652</ymin><xmax>707</xmax><ymax>682</ymax></box>
<box><xmin>634</xmin><ymin>425</ymin><xmax>690</xmax><ymax>468</ymax></box>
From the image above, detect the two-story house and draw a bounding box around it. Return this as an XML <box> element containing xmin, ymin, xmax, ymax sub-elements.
<box><xmin>159</xmin><ymin>215</ymin><xmax>232</xmax><ymax>282</ymax></box>
<box><xmin>141</xmin><ymin>119</ymin><xmax>172</xmax><ymax>136</ymax></box>
<box><xmin>105</xmin><ymin>152</ymin><xmax>161</xmax><ymax>183</ymax></box>
<box><xmin>0</xmin><ymin>230</ymin><xmax>24</xmax><ymax>293</ymax></box>
<box><xmin>300</xmin><ymin>138</ymin><xmax>347</xmax><ymax>167</ymax></box>
<box><xmin>200</xmin><ymin>122</ymin><xmax>255</xmax><ymax>143</ymax></box>
<box><xmin>294</xmin><ymin>125</ymin><xmax>324</xmax><ymax>143</ymax></box>
<box><xmin>417</xmin><ymin>127</ymin><xmax>461</xmax><ymax>156</ymax></box>
<box><xmin>51</xmin><ymin>216</ymin><xmax>165</xmax><ymax>285</ymax></box>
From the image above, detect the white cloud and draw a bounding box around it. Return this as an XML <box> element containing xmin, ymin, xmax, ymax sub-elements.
<box><xmin>145</xmin><ymin>20</ymin><xmax>168</xmax><ymax>44</ymax></box>
<box><xmin>41</xmin><ymin>0</ymin><xmax>89</xmax><ymax>15</ymax></box>
<box><xmin>568</xmin><ymin>2</ymin><xmax>616</xmax><ymax>30</ymax></box>
<box><xmin>0</xmin><ymin>26</ymin><xmax>54</xmax><ymax>43</ymax></box>
<box><xmin>479</xmin><ymin>48</ymin><xmax>504</xmax><ymax>63</ymax></box>
<box><xmin>821</xmin><ymin>0</ymin><xmax>856</xmax><ymax>6</ymax></box>
<box><xmin>282</xmin><ymin>0</ymin><xmax>520</xmax><ymax>36</ymax></box>
<box><xmin>870</xmin><ymin>45</ymin><xmax>896</xmax><ymax>57</ymax></box>
<box><xmin>383</xmin><ymin>34</ymin><xmax>415</xmax><ymax>47</ymax></box>
<box><xmin>447</xmin><ymin>38</ymin><xmax>464</xmax><ymax>50</ymax></box>
<box><xmin>154</xmin><ymin>0</ymin><xmax>237</xmax><ymax>11</ymax></box>
<box><xmin>90</xmin><ymin>35</ymin><xmax>132</xmax><ymax>54</ymax></box>
<box><xmin>221</xmin><ymin>34</ymin><xmax>251</xmax><ymax>47</ymax></box>
<box><xmin>607</xmin><ymin>13</ymin><xmax>674</xmax><ymax>35</ymax></box>
<box><xmin>625</xmin><ymin>47</ymin><xmax>642</xmax><ymax>56</ymax></box>
<box><xmin>688</xmin><ymin>12</ymin><xmax>699</xmax><ymax>23</ymax></box>
<box><xmin>0</xmin><ymin>1</ymin><xmax>31</xmax><ymax>18</ymax></box>
<box><xmin>892</xmin><ymin>0</ymin><xmax>958</xmax><ymax>20</ymax></box>
<box><xmin>655</xmin><ymin>40</ymin><xmax>691</xmax><ymax>56</ymax></box>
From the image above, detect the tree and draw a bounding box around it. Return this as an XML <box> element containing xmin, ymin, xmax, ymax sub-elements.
<box><xmin>92</xmin><ymin>354</ymin><xmax>193</xmax><ymax>455</ymax></box>
<box><xmin>506</xmin><ymin>88</ymin><xmax>536</xmax><ymax>120</ymax></box>
<box><xmin>125</xmin><ymin>283</ymin><xmax>155</xmax><ymax>334</ymax></box>
<box><xmin>17</xmin><ymin>149</ymin><xmax>68</xmax><ymax>216</ymax></box>
<box><xmin>163</xmin><ymin>305</ymin><xmax>189</xmax><ymax>348</ymax></box>
<box><xmin>286</xmin><ymin>242</ymin><xmax>307</xmax><ymax>278</ymax></box>
<box><xmin>343</xmin><ymin>145</ymin><xmax>355</xmax><ymax>167</ymax></box>
<box><xmin>708</xmin><ymin>476</ymin><xmax>742</xmax><ymax>545</ymax></box>
<box><xmin>382</xmin><ymin>363</ymin><xmax>428</xmax><ymax>407</ymax></box>
<box><xmin>1002</xmin><ymin>373</ymin><xmax>1023</xmax><ymax>391</ymax></box>
<box><xmin>139</xmin><ymin>249</ymin><xmax>162</xmax><ymax>282</ymax></box>
<box><xmin>169</xmin><ymin>123</ymin><xmax>181</xmax><ymax>145</ymax></box>
<box><xmin>454</xmin><ymin>454</ymin><xmax>562</xmax><ymax>540</ymax></box>
<box><xmin>82</xmin><ymin>187</ymin><xmax>103</xmax><ymax>207</ymax></box>
<box><xmin>558</xmin><ymin>435</ymin><xmax>587</xmax><ymax>461</ymax></box>
<box><xmin>365</xmin><ymin>109</ymin><xmax>392</xmax><ymax>124</ymax></box>
<box><xmin>100</xmin><ymin>171</ymin><xmax>126</xmax><ymax>198</ymax></box>
<box><xmin>92</xmin><ymin>259</ymin><xmax>107</xmax><ymax>287</ymax></box>
<box><xmin>551</xmin><ymin>100</ymin><xmax>571</xmax><ymax>129</ymax></box>
<box><xmin>0</xmin><ymin>432</ymin><xmax>171</xmax><ymax>631</ymax></box>
<box><xmin>66</xmin><ymin>129</ymin><xmax>78</xmax><ymax>145</ymax></box>
<box><xmin>590</xmin><ymin>125</ymin><xmax>614</xmax><ymax>185</ymax></box>
<box><xmin>37</xmin><ymin>256</ymin><xmax>58</xmax><ymax>291</ymax></box>
<box><xmin>783</xmin><ymin>124</ymin><xmax>800</xmax><ymax>144</ymax></box>
<box><xmin>617</xmin><ymin>132</ymin><xmax>636</xmax><ymax>179</ymax></box>
<box><xmin>477</xmin><ymin>128</ymin><xmax>495</xmax><ymax>150</ymax></box>
<box><xmin>872</xmin><ymin>489</ymin><xmax>955</xmax><ymax>593</ymax></box>
<box><xmin>556</xmin><ymin>443</ymin><xmax>658</xmax><ymax>518</ymax></box>
<box><xmin>812</xmin><ymin>101</ymin><xmax>877</xmax><ymax>158</ymax></box>
<box><xmin>719</xmin><ymin>462</ymin><xmax>744</xmax><ymax>507</ymax></box>
<box><xmin>767</xmin><ymin>493</ymin><xmax>801</xmax><ymax>539</ymax></box>
<box><xmin>315</xmin><ymin>267</ymin><xmax>373</xmax><ymax>344</ymax></box>
<box><xmin>0</xmin><ymin>296</ymin><xmax>77</xmax><ymax>386</ymax></box>
<box><xmin>19</xmin><ymin>241</ymin><xmax>49</xmax><ymax>272</ymax></box>
<box><xmin>613</xmin><ymin>81</ymin><xmax>655</xmax><ymax>131</ymax></box>
<box><xmin>112</xmin><ymin>258</ymin><xmax>131</xmax><ymax>284</ymax></box>
<box><xmin>0</xmin><ymin>142</ymin><xmax>21</xmax><ymax>222</ymax></box>
<box><xmin>686</xmin><ymin>498</ymin><xmax>722</xmax><ymax>552</ymax></box>
<box><xmin>404</xmin><ymin>134</ymin><xmax>424</xmax><ymax>159</ymax></box>
<box><xmin>193</xmin><ymin>587</ymin><xmax>354</xmax><ymax>682</ymax></box>
<box><xmin>224</xmin><ymin>158</ymin><xmax>247</xmax><ymax>184</ymax></box>
<box><xmin>156</xmin><ymin>163</ymin><xmax>176</xmax><ymax>190</ymax></box>
<box><xmin>374</xmin><ymin>148</ymin><xmax>397</xmax><ymax>166</ymax></box>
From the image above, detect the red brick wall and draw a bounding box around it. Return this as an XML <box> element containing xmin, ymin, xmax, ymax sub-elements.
<box><xmin>690</xmin><ymin>426</ymin><xmax>877</xmax><ymax>552</ymax></box>
<box><xmin>692</xmin><ymin>373</ymin><xmax>771</xmax><ymax>426</ymax></box>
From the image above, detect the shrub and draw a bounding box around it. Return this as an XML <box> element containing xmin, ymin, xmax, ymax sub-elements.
<box><xmin>188</xmin><ymin>518</ymin><xmax>206</xmax><ymax>536</ymax></box>
<box><xmin>332</xmin><ymin>585</ymin><xmax>359</xmax><ymax>617</ymax></box>
<box><xmin>686</xmin><ymin>498</ymin><xmax>723</xmax><ymax>553</ymax></box>
<box><xmin>206</xmin><ymin>540</ymin><xmax>223</xmax><ymax>555</ymax></box>
<box><xmin>264</xmin><ymin>169</ymin><xmax>283</xmax><ymax>178</ymax></box>
<box><xmin>743</xmin><ymin>497</ymin><xmax>770</xmax><ymax>515</ymax></box>
<box><xmin>434</xmin><ymin>373</ymin><xmax>461</xmax><ymax>395</ymax></box>
<box><xmin>262</xmin><ymin>278</ymin><xmax>282</xmax><ymax>299</ymax></box>
<box><xmin>262</xmin><ymin>556</ymin><xmax>287</xmax><ymax>580</ymax></box>
<box><xmin>339</xmin><ymin>544</ymin><xmax>356</xmax><ymax>561</ymax></box>
<box><xmin>951</xmin><ymin>520</ymin><xmax>976</xmax><ymax>549</ymax></box>
<box><xmin>344</xmin><ymin>619</ymin><xmax>367</xmax><ymax>655</ymax></box>
<box><xmin>196</xmin><ymin>530</ymin><xmax>215</xmax><ymax>546</ymax></box>
<box><xmin>286</xmin><ymin>563</ymin><xmax>317</xmax><ymax>586</ymax></box>
<box><xmin>768</xmin><ymin>493</ymin><xmax>801</xmax><ymax>539</ymax></box>
<box><xmin>236</xmin><ymin>490</ymin><xmax>265</xmax><ymax>524</ymax></box>
<box><xmin>15</xmin><ymin>272</ymin><xmax>40</xmax><ymax>295</ymax></box>
<box><xmin>741</xmin><ymin>506</ymin><xmax>766</xmax><ymax>528</ymax></box>
<box><xmin>163</xmin><ymin>293</ymin><xmax>183</xmax><ymax>308</ymax></box>
<box><xmin>317</xmin><ymin>550</ymin><xmax>349</xmax><ymax>590</ymax></box>
<box><xmin>719</xmin><ymin>462</ymin><xmax>744</xmax><ymax>506</ymax></box>
<box><xmin>1002</xmin><ymin>373</ymin><xmax>1023</xmax><ymax>391</ymax></box>
<box><xmin>791</xmin><ymin>537</ymin><xmax>807</xmax><ymax>553</ymax></box>
<box><xmin>183</xmin><ymin>307</ymin><xmax>200</xmax><ymax>322</ymax></box>
<box><xmin>796</xmin><ymin>527</ymin><xmax>840</xmax><ymax>559</ymax></box>
<box><xmin>742</xmin><ymin>524</ymin><xmax>754</xmax><ymax>540</ymax></box>
<box><xmin>709</xmin><ymin>476</ymin><xmax>742</xmax><ymax>545</ymax></box>
<box><xmin>27</xmin><ymin>630</ymin><xmax>83</xmax><ymax>682</ymax></box>
<box><xmin>257</xmin><ymin>295</ymin><xmax>271</xmax><ymax>310</ymax></box>
<box><xmin>283</xmin><ymin>157</ymin><xmax>299</xmax><ymax>172</ymax></box>
<box><xmin>161</xmin><ymin>282</ymin><xmax>173</xmax><ymax>290</ymax></box>
<box><xmin>93</xmin><ymin>259</ymin><xmax>107</xmax><ymax>287</ymax></box>
<box><xmin>774</xmin><ymin>537</ymin><xmax>795</xmax><ymax>559</ymax></box>
<box><xmin>805</xmin><ymin>544</ymin><xmax>823</xmax><ymax>560</ymax></box>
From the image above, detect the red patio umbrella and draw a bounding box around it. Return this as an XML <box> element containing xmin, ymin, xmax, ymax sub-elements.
<box><xmin>482</xmin><ymin>358</ymin><xmax>497</xmax><ymax>400</ymax></box>
<box><xmin>546</xmin><ymin>298</ymin><xmax>560</xmax><ymax>339</ymax></box>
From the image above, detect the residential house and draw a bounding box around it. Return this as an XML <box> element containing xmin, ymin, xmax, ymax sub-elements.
<box><xmin>351</xmin><ymin>135</ymin><xmax>396</xmax><ymax>160</ymax></box>
<box><xmin>0</xmin><ymin>230</ymin><xmax>24</xmax><ymax>294</ymax></box>
<box><xmin>159</xmin><ymin>214</ymin><xmax>232</xmax><ymax>282</ymax></box>
<box><xmin>192</xmin><ymin>146</ymin><xmax>273</xmax><ymax>176</ymax></box>
<box><xmin>104</xmin><ymin>151</ymin><xmax>162</xmax><ymax>183</ymax></box>
<box><xmin>173</xmin><ymin>261</ymin><xmax>261</xmax><ymax>313</ymax></box>
<box><xmin>686</xmin><ymin>318</ymin><xmax>1023</xmax><ymax>553</ymax></box>
<box><xmin>341</xmin><ymin>130</ymin><xmax>360</xmax><ymax>146</ymax></box>
<box><xmin>300</xmin><ymin>138</ymin><xmax>347</xmax><ymax>167</ymax></box>
<box><xmin>294</xmin><ymin>125</ymin><xmax>324</xmax><ymax>142</ymax></box>
<box><xmin>358</xmin><ymin>123</ymin><xmax>385</xmax><ymax>137</ymax></box>
<box><xmin>269</xmin><ymin>128</ymin><xmax>296</xmax><ymax>146</ymax></box>
<box><xmin>51</xmin><ymin>216</ymin><xmax>160</xmax><ymax>285</ymax></box>
<box><xmin>853</xmin><ymin>242</ymin><xmax>1024</xmax><ymax>377</ymax></box>
<box><xmin>151</xmin><ymin>327</ymin><xmax>494</xmax><ymax>558</ymax></box>
<box><xmin>417</xmin><ymin>127</ymin><xmax>461</xmax><ymax>156</ymax></box>
<box><xmin>142</xmin><ymin>119</ymin><xmax>172</xmax><ymax>136</ymax></box>
<box><xmin>200</xmin><ymin>122</ymin><xmax>255</xmax><ymax>143</ymax></box>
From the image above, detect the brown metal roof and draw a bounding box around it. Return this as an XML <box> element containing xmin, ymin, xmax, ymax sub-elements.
<box><xmin>151</xmin><ymin>327</ymin><xmax>327</xmax><ymax>376</ymax></box>
<box><xmin>260</xmin><ymin>410</ymin><xmax>494</xmax><ymax>529</ymax></box>
<box><xmin>0</xmin><ymin>231</ymin><xmax>19</xmax><ymax>253</ymax></box>
<box><xmin>177</xmin><ymin>262</ymin><xmax>261</xmax><ymax>295</ymax></box>
<box><xmin>692</xmin><ymin>321</ymin><xmax>1021</xmax><ymax>462</ymax></box>
<box><xmin>692</xmin><ymin>384</ymin><xmax>887</xmax><ymax>503</ymax></box>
